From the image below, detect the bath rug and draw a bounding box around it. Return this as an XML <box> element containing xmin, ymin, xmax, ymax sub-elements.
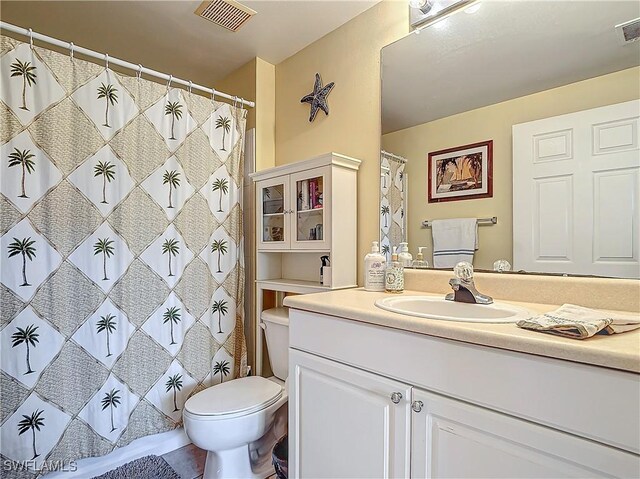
<box><xmin>91</xmin><ymin>454</ymin><xmax>180</xmax><ymax>479</ymax></box>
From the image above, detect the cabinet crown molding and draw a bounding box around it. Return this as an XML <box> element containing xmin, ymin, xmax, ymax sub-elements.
<box><xmin>250</xmin><ymin>152</ymin><xmax>361</xmax><ymax>182</ymax></box>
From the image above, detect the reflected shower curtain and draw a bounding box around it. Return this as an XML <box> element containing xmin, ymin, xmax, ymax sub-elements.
<box><xmin>0</xmin><ymin>34</ymin><xmax>246</xmax><ymax>476</ymax></box>
<box><xmin>380</xmin><ymin>152</ymin><xmax>406</xmax><ymax>261</ymax></box>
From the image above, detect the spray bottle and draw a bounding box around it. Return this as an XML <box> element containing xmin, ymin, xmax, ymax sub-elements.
<box><xmin>320</xmin><ymin>255</ymin><xmax>331</xmax><ymax>286</ymax></box>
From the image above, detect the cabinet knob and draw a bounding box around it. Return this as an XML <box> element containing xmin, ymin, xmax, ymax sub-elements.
<box><xmin>390</xmin><ymin>392</ymin><xmax>403</xmax><ymax>404</ymax></box>
<box><xmin>411</xmin><ymin>400</ymin><xmax>424</xmax><ymax>413</ymax></box>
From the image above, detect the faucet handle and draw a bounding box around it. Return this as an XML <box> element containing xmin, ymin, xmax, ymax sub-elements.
<box><xmin>454</xmin><ymin>261</ymin><xmax>474</xmax><ymax>282</ymax></box>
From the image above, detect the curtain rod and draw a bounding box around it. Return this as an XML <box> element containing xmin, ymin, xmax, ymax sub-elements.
<box><xmin>0</xmin><ymin>22</ymin><xmax>255</xmax><ymax>109</ymax></box>
<box><xmin>381</xmin><ymin>150</ymin><xmax>407</xmax><ymax>164</ymax></box>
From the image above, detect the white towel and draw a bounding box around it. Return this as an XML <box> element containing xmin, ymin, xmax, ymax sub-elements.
<box><xmin>431</xmin><ymin>218</ymin><xmax>478</xmax><ymax>268</ymax></box>
<box><xmin>516</xmin><ymin>304</ymin><xmax>640</xmax><ymax>339</ymax></box>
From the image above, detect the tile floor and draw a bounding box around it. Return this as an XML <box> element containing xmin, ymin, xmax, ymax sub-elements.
<box><xmin>161</xmin><ymin>444</ymin><xmax>277</xmax><ymax>479</ymax></box>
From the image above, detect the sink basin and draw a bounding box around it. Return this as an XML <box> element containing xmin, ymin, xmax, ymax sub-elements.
<box><xmin>374</xmin><ymin>295</ymin><xmax>533</xmax><ymax>323</ymax></box>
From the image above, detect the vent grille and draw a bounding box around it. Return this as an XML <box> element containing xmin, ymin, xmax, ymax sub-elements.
<box><xmin>616</xmin><ymin>18</ymin><xmax>640</xmax><ymax>44</ymax></box>
<box><xmin>195</xmin><ymin>0</ymin><xmax>256</xmax><ymax>32</ymax></box>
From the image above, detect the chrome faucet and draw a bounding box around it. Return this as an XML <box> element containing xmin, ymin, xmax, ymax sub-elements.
<box><xmin>445</xmin><ymin>262</ymin><xmax>493</xmax><ymax>305</ymax></box>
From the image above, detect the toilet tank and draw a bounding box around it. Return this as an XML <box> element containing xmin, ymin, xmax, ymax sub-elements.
<box><xmin>261</xmin><ymin>307</ymin><xmax>289</xmax><ymax>380</ymax></box>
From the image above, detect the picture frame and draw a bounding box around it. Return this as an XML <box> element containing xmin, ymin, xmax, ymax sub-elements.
<box><xmin>427</xmin><ymin>140</ymin><xmax>493</xmax><ymax>203</ymax></box>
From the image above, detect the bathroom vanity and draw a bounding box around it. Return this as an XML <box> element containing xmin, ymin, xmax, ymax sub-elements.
<box><xmin>284</xmin><ymin>272</ymin><xmax>640</xmax><ymax>478</ymax></box>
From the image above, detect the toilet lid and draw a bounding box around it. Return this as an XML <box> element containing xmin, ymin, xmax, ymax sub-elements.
<box><xmin>184</xmin><ymin>376</ymin><xmax>283</xmax><ymax>417</ymax></box>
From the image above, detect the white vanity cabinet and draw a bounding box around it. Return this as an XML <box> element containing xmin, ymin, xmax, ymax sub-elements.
<box><xmin>290</xmin><ymin>349</ymin><xmax>412</xmax><ymax>478</ymax></box>
<box><xmin>288</xmin><ymin>310</ymin><xmax>640</xmax><ymax>478</ymax></box>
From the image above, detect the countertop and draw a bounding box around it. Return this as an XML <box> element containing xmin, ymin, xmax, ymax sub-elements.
<box><xmin>283</xmin><ymin>288</ymin><xmax>640</xmax><ymax>373</ymax></box>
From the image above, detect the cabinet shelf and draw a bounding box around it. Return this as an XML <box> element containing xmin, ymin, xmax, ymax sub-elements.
<box><xmin>297</xmin><ymin>207</ymin><xmax>324</xmax><ymax>214</ymax></box>
<box><xmin>263</xmin><ymin>212</ymin><xmax>285</xmax><ymax>217</ymax></box>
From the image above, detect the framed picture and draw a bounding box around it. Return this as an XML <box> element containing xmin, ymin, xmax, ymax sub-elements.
<box><xmin>428</xmin><ymin>140</ymin><xmax>493</xmax><ymax>203</ymax></box>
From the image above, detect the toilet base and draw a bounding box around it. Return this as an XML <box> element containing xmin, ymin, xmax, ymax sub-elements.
<box><xmin>203</xmin><ymin>445</ymin><xmax>273</xmax><ymax>479</ymax></box>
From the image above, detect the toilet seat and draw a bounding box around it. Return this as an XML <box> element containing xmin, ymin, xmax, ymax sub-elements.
<box><xmin>184</xmin><ymin>376</ymin><xmax>283</xmax><ymax>418</ymax></box>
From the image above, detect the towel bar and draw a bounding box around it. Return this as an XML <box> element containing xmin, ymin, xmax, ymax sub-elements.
<box><xmin>421</xmin><ymin>216</ymin><xmax>497</xmax><ymax>228</ymax></box>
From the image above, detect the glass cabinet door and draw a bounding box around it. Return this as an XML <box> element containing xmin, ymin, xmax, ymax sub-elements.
<box><xmin>259</xmin><ymin>180</ymin><xmax>287</xmax><ymax>248</ymax></box>
<box><xmin>291</xmin><ymin>167</ymin><xmax>330</xmax><ymax>249</ymax></box>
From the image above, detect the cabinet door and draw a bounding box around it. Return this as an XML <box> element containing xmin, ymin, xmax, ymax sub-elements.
<box><xmin>289</xmin><ymin>349</ymin><xmax>412</xmax><ymax>478</ymax></box>
<box><xmin>411</xmin><ymin>388</ymin><xmax>639</xmax><ymax>478</ymax></box>
<box><xmin>289</xmin><ymin>166</ymin><xmax>331</xmax><ymax>250</ymax></box>
<box><xmin>257</xmin><ymin>177</ymin><xmax>290</xmax><ymax>250</ymax></box>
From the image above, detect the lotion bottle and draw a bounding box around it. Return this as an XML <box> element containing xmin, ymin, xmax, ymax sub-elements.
<box><xmin>411</xmin><ymin>247</ymin><xmax>429</xmax><ymax>268</ymax></box>
<box><xmin>364</xmin><ymin>241</ymin><xmax>386</xmax><ymax>291</ymax></box>
<box><xmin>385</xmin><ymin>246</ymin><xmax>404</xmax><ymax>293</ymax></box>
<box><xmin>398</xmin><ymin>242</ymin><xmax>413</xmax><ymax>267</ymax></box>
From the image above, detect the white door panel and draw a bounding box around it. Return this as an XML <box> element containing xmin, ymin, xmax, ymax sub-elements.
<box><xmin>289</xmin><ymin>349</ymin><xmax>412</xmax><ymax>479</ymax></box>
<box><xmin>411</xmin><ymin>388</ymin><xmax>639</xmax><ymax>478</ymax></box>
<box><xmin>513</xmin><ymin>100</ymin><xmax>640</xmax><ymax>278</ymax></box>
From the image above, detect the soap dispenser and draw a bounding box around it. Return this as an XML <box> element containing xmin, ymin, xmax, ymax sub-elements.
<box><xmin>411</xmin><ymin>247</ymin><xmax>429</xmax><ymax>269</ymax></box>
<box><xmin>364</xmin><ymin>241</ymin><xmax>386</xmax><ymax>292</ymax></box>
<box><xmin>385</xmin><ymin>246</ymin><xmax>404</xmax><ymax>293</ymax></box>
<box><xmin>398</xmin><ymin>242</ymin><xmax>413</xmax><ymax>267</ymax></box>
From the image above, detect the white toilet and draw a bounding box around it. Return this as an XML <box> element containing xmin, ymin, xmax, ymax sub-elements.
<box><xmin>183</xmin><ymin>308</ymin><xmax>289</xmax><ymax>479</ymax></box>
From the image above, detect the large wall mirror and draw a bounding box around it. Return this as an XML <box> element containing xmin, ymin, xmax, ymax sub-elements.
<box><xmin>381</xmin><ymin>0</ymin><xmax>640</xmax><ymax>278</ymax></box>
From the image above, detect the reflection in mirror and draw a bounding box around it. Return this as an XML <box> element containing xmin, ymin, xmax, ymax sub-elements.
<box><xmin>381</xmin><ymin>0</ymin><xmax>640</xmax><ymax>278</ymax></box>
<box><xmin>380</xmin><ymin>150</ymin><xmax>407</xmax><ymax>260</ymax></box>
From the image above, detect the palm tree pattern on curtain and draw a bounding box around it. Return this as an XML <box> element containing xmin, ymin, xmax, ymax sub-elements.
<box><xmin>101</xmin><ymin>389</ymin><xmax>121</xmax><ymax>433</ymax></box>
<box><xmin>11</xmin><ymin>324</ymin><xmax>39</xmax><ymax>375</ymax></box>
<box><xmin>8</xmin><ymin>148</ymin><xmax>35</xmax><ymax>198</ymax></box>
<box><xmin>96</xmin><ymin>314</ymin><xmax>117</xmax><ymax>357</ymax></box>
<box><xmin>162</xmin><ymin>170</ymin><xmax>180</xmax><ymax>208</ymax></box>
<box><xmin>163</xmin><ymin>306</ymin><xmax>181</xmax><ymax>345</ymax></box>
<box><xmin>96</xmin><ymin>83</ymin><xmax>118</xmax><ymax>128</ymax></box>
<box><xmin>17</xmin><ymin>410</ymin><xmax>45</xmax><ymax>460</ymax></box>
<box><xmin>381</xmin><ymin>205</ymin><xmax>390</xmax><ymax>228</ymax></box>
<box><xmin>211</xmin><ymin>178</ymin><xmax>228</xmax><ymax>213</ymax></box>
<box><xmin>8</xmin><ymin>237</ymin><xmax>36</xmax><ymax>286</ymax></box>
<box><xmin>161</xmin><ymin>238</ymin><xmax>180</xmax><ymax>277</ymax></box>
<box><xmin>94</xmin><ymin>161</ymin><xmax>116</xmax><ymax>204</ymax></box>
<box><xmin>93</xmin><ymin>238</ymin><xmax>115</xmax><ymax>281</ymax></box>
<box><xmin>215</xmin><ymin>116</ymin><xmax>231</xmax><ymax>151</ymax></box>
<box><xmin>164</xmin><ymin>101</ymin><xmax>183</xmax><ymax>140</ymax></box>
<box><xmin>0</xmin><ymin>35</ymin><xmax>247</xmax><ymax>467</ymax></box>
<box><xmin>211</xmin><ymin>299</ymin><xmax>228</xmax><ymax>334</ymax></box>
<box><xmin>379</xmin><ymin>154</ymin><xmax>406</xmax><ymax>260</ymax></box>
<box><xmin>165</xmin><ymin>374</ymin><xmax>183</xmax><ymax>412</ymax></box>
<box><xmin>211</xmin><ymin>239</ymin><xmax>227</xmax><ymax>273</ymax></box>
<box><xmin>213</xmin><ymin>360</ymin><xmax>230</xmax><ymax>383</ymax></box>
<box><xmin>10</xmin><ymin>58</ymin><xmax>37</xmax><ymax>111</ymax></box>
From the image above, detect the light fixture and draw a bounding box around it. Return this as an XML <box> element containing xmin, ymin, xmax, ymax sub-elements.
<box><xmin>409</xmin><ymin>0</ymin><xmax>473</xmax><ymax>29</ymax></box>
<box><xmin>408</xmin><ymin>0</ymin><xmax>433</xmax><ymax>15</ymax></box>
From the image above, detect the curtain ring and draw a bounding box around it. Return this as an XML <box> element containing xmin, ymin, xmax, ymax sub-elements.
<box><xmin>69</xmin><ymin>42</ymin><xmax>74</xmax><ymax>62</ymax></box>
<box><xmin>167</xmin><ymin>74</ymin><xmax>173</xmax><ymax>89</ymax></box>
<box><xmin>188</xmin><ymin>80</ymin><xmax>193</xmax><ymax>95</ymax></box>
<box><xmin>105</xmin><ymin>53</ymin><xmax>109</xmax><ymax>70</ymax></box>
<box><xmin>211</xmin><ymin>88</ymin><xmax>216</xmax><ymax>103</ymax></box>
<box><xmin>233</xmin><ymin>96</ymin><xmax>238</xmax><ymax>109</ymax></box>
<box><xmin>28</xmin><ymin>28</ymin><xmax>34</xmax><ymax>48</ymax></box>
<box><xmin>136</xmin><ymin>64</ymin><xmax>143</xmax><ymax>81</ymax></box>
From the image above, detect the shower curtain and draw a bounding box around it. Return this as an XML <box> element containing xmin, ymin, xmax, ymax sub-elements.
<box><xmin>0</xmin><ymin>34</ymin><xmax>247</xmax><ymax>476</ymax></box>
<box><xmin>380</xmin><ymin>152</ymin><xmax>406</xmax><ymax>261</ymax></box>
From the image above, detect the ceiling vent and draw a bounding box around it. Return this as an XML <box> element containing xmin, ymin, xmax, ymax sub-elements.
<box><xmin>616</xmin><ymin>17</ymin><xmax>640</xmax><ymax>44</ymax></box>
<box><xmin>195</xmin><ymin>0</ymin><xmax>256</xmax><ymax>32</ymax></box>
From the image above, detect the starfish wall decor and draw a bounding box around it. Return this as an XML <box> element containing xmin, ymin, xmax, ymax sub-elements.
<box><xmin>300</xmin><ymin>73</ymin><xmax>335</xmax><ymax>122</ymax></box>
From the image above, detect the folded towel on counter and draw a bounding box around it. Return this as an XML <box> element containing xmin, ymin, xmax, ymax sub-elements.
<box><xmin>516</xmin><ymin>304</ymin><xmax>640</xmax><ymax>339</ymax></box>
<box><xmin>431</xmin><ymin>218</ymin><xmax>478</xmax><ymax>268</ymax></box>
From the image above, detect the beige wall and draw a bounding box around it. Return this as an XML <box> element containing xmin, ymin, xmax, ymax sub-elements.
<box><xmin>275</xmin><ymin>0</ymin><xmax>409</xmax><ymax>284</ymax></box>
<box><xmin>382</xmin><ymin>67</ymin><xmax>640</xmax><ymax>269</ymax></box>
